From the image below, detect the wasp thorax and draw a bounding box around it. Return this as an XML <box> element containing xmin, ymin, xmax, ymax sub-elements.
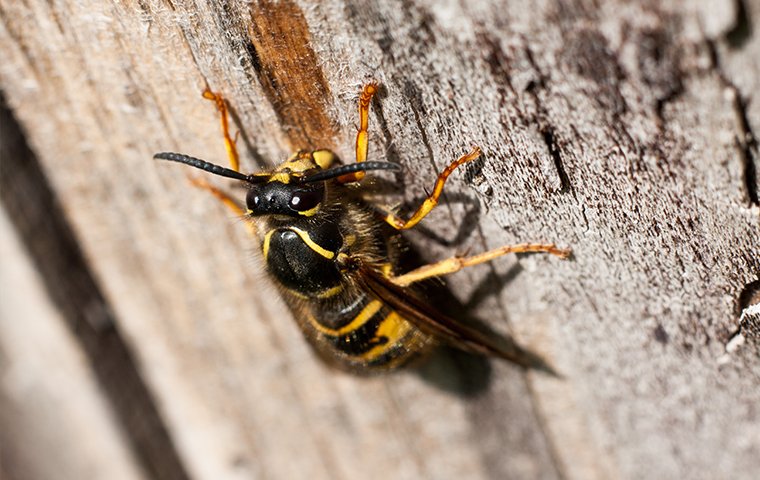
<box><xmin>246</xmin><ymin>181</ymin><xmax>325</xmax><ymax>217</ymax></box>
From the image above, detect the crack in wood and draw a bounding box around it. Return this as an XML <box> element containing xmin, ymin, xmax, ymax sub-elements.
<box><xmin>738</xmin><ymin>280</ymin><xmax>760</xmax><ymax>317</ymax></box>
<box><xmin>739</xmin><ymin>304</ymin><xmax>760</xmax><ymax>342</ymax></box>
<box><xmin>705</xmin><ymin>37</ymin><xmax>760</xmax><ymax>206</ymax></box>
<box><xmin>0</xmin><ymin>94</ymin><xmax>190</xmax><ymax>480</ymax></box>
<box><xmin>540</xmin><ymin>127</ymin><xmax>571</xmax><ymax>193</ymax></box>
<box><xmin>732</xmin><ymin>91</ymin><xmax>760</xmax><ymax>206</ymax></box>
<box><xmin>721</xmin><ymin>285</ymin><xmax>760</xmax><ymax>362</ymax></box>
<box><xmin>725</xmin><ymin>0</ymin><xmax>752</xmax><ymax>49</ymax></box>
<box><xmin>478</xmin><ymin>30</ymin><xmax>570</xmax><ymax>194</ymax></box>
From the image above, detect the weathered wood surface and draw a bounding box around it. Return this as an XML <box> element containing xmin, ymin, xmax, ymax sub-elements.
<box><xmin>0</xmin><ymin>209</ymin><xmax>144</xmax><ymax>480</ymax></box>
<box><xmin>0</xmin><ymin>1</ymin><xmax>758</xmax><ymax>479</ymax></box>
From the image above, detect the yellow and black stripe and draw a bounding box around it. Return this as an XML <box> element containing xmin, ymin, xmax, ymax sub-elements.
<box><xmin>306</xmin><ymin>294</ymin><xmax>422</xmax><ymax>367</ymax></box>
<box><xmin>262</xmin><ymin>222</ymin><xmax>425</xmax><ymax>368</ymax></box>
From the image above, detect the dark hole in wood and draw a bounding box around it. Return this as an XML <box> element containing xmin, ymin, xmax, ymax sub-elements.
<box><xmin>738</xmin><ymin>280</ymin><xmax>760</xmax><ymax>342</ymax></box>
<box><xmin>726</xmin><ymin>0</ymin><xmax>753</xmax><ymax>49</ymax></box>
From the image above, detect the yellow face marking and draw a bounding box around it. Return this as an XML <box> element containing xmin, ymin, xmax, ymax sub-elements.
<box><xmin>312</xmin><ymin>149</ymin><xmax>336</xmax><ymax>169</ymax></box>
<box><xmin>262</xmin><ymin>229</ymin><xmax>275</xmax><ymax>260</ymax></box>
<box><xmin>268</xmin><ymin>172</ymin><xmax>291</xmax><ymax>184</ymax></box>
<box><xmin>289</xmin><ymin>227</ymin><xmax>335</xmax><ymax>259</ymax></box>
<box><xmin>296</xmin><ymin>204</ymin><xmax>321</xmax><ymax>217</ymax></box>
<box><xmin>361</xmin><ymin>311</ymin><xmax>412</xmax><ymax>360</ymax></box>
<box><xmin>307</xmin><ymin>299</ymin><xmax>382</xmax><ymax>336</ymax></box>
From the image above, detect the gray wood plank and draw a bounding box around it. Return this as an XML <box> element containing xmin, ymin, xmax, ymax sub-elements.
<box><xmin>0</xmin><ymin>1</ymin><xmax>758</xmax><ymax>479</ymax></box>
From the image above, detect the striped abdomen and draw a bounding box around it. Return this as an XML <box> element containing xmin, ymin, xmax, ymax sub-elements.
<box><xmin>305</xmin><ymin>291</ymin><xmax>431</xmax><ymax>369</ymax></box>
<box><xmin>261</xmin><ymin>224</ymin><xmax>431</xmax><ymax>369</ymax></box>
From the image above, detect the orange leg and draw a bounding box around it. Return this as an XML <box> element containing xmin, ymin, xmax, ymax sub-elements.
<box><xmin>390</xmin><ymin>243</ymin><xmax>571</xmax><ymax>287</ymax></box>
<box><xmin>202</xmin><ymin>89</ymin><xmax>241</xmax><ymax>172</ymax></box>
<box><xmin>383</xmin><ymin>146</ymin><xmax>482</xmax><ymax>230</ymax></box>
<box><xmin>338</xmin><ymin>82</ymin><xmax>378</xmax><ymax>183</ymax></box>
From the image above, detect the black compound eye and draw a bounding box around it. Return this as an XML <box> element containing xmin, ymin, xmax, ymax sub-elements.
<box><xmin>245</xmin><ymin>187</ymin><xmax>262</xmax><ymax>212</ymax></box>
<box><xmin>289</xmin><ymin>186</ymin><xmax>323</xmax><ymax>212</ymax></box>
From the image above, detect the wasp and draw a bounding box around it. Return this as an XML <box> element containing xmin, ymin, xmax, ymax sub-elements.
<box><xmin>154</xmin><ymin>83</ymin><xmax>570</xmax><ymax>372</ymax></box>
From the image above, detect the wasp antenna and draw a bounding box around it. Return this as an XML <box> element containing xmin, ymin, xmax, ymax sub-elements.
<box><xmin>154</xmin><ymin>152</ymin><xmax>263</xmax><ymax>183</ymax></box>
<box><xmin>303</xmin><ymin>161</ymin><xmax>401</xmax><ymax>183</ymax></box>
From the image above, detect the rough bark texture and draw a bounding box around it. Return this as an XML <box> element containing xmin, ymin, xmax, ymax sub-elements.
<box><xmin>0</xmin><ymin>1</ymin><xmax>758</xmax><ymax>479</ymax></box>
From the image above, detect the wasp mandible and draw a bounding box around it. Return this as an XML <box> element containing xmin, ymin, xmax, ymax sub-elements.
<box><xmin>155</xmin><ymin>83</ymin><xmax>570</xmax><ymax>372</ymax></box>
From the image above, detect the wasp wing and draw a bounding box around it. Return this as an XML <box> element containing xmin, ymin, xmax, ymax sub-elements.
<box><xmin>358</xmin><ymin>266</ymin><xmax>559</xmax><ymax>374</ymax></box>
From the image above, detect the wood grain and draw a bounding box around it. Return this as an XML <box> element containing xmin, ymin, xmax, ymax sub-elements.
<box><xmin>0</xmin><ymin>209</ymin><xmax>145</xmax><ymax>480</ymax></box>
<box><xmin>0</xmin><ymin>91</ymin><xmax>189</xmax><ymax>480</ymax></box>
<box><xmin>247</xmin><ymin>0</ymin><xmax>337</xmax><ymax>150</ymax></box>
<box><xmin>0</xmin><ymin>0</ymin><xmax>758</xmax><ymax>479</ymax></box>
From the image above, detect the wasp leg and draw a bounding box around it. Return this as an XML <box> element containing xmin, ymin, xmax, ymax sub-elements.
<box><xmin>202</xmin><ymin>89</ymin><xmax>241</xmax><ymax>172</ymax></box>
<box><xmin>338</xmin><ymin>82</ymin><xmax>379</xmax><ymax>183</ymax></box>
<box><xmin>382</xmin><ymin>146</ymin><xmax>481</xmax><ymax>230</ymax></box>
<box><xmin>187</xmin><ymin>176</ymin><xmax>257</xmax><ymax>236</ymax></box>
<box><xmin>389</xmin><ymin>243</ymin><xmax>571</xmax><ymax>287</ymax></box>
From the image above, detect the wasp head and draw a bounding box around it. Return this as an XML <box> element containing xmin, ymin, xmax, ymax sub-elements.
<box><xmin>246</xmin><ymin>180</ymin><xmax>325</xmax><ymax>217</ymax></box>
<box><xmin>153</xmin><ymin>151</ymin><xmax>401</xmax><ymax>219</ymax></box>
